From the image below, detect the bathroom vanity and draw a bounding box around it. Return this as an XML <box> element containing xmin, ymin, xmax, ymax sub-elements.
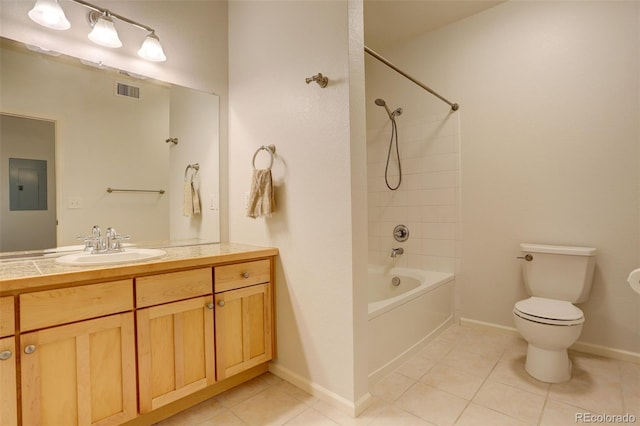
<box><xmin>0</xmin><ymin>243</ymin><xmax>277</xmax><ymax>426</ymax></box>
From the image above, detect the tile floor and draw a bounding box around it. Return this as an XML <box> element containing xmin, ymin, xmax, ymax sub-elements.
<box><xmin>157</xmin><ymin>325</ymin><xmax>639</xmax><ymax>425</ymax></box>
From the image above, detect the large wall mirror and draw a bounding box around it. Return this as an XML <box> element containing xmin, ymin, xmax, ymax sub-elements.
<box><xmin>0</xmin><ymin>37</ymin><xmax>220</xmax><ymax>254</ymax></box>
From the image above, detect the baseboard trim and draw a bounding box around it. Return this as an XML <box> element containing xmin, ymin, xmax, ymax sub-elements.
<box><xmin>268</xmin><ymin>363</ymin><xmax>373</xmax><ymax>417</ymax></box>
<box><xmin>460</xmin><ymin>317</ymin><xmax>640</xmax><ymax>364</ymax></box>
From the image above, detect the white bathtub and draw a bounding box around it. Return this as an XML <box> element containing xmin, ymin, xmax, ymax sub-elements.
<box><xmin>367</xmin><ymin>265</ymin><xmax>454</xmax><ymax>384</ymax></box>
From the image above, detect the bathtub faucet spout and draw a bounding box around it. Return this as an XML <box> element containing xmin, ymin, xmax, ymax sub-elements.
<box><xmin>390</xmin><ymin>247</ymin><xmax>404</xmax><ymax>258</ymax></box>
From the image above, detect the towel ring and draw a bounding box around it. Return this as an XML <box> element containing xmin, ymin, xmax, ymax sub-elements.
<box><xmin>184</xmin><ymin>163</ymin><xmax>200</xmax><ymax>181</ymax></box>
<box><xmin>252</xmin><ymin>145</ymin><xmax>276</xmax><ymax>170</ymax></box>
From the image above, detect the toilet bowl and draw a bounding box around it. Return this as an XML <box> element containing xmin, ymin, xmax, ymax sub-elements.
<box><xmin>514</xmin><ymin>243</ymin><xmax>596</xmax><ymax>383</ymax></box>
<box><xmin>513</xmin><ymin>296</ymin><xmax>584</xmax><ymax>383</ymax></box>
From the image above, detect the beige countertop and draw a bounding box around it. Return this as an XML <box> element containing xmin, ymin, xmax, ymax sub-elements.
<box><xmin>0</xmin><ymin>242</ymin><xmax>278</xmax><ymax>295</ymax></box>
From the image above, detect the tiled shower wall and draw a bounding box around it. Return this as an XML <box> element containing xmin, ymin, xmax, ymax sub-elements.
<box><xmin>367</xmin><ymin>113</ymin><xmax>460</xmax><ymax>273</ymax></box>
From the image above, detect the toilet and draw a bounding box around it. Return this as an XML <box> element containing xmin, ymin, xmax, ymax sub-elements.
<box><xmin>513</xmin><ymin>243</ymin><xmax>596</xmax><ymax>383</ymax></box>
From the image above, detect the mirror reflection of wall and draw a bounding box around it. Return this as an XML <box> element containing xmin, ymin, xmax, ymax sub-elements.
<box><xmin>0</xmin><ymin>38</ymin><xmax>220</xmax><ymax>253</ymax></box>
<box><xmin>0</xmin><ymin>114</ymin><xmax>56</xmax><ymax>251</ymax></box>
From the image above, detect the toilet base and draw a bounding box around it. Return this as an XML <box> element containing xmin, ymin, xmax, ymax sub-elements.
<box><xmin>524</xmin><ymin>344</ymin><xmax>572</xmax><ymax>383</ymax></box>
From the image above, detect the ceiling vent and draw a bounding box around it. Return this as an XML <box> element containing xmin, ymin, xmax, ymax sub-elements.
<box><xmin>116</xmin><ymin>82</ymin><xmax>140</xmax><ymax>99</ymax></box>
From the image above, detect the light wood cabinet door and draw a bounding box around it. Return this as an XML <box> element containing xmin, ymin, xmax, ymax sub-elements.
<box><xmin>0</xmin><ymin>336</ymin><xmax>17</xmax><ymax>426</ymax></box>
<box><xmin>215</xmin><ymin>283</ymin><xmax>273</xmax><ymax>380</ymax></box>
<box><xmin>136</xmin><ymin>295</ymin><xmax>215</xmax><ymax>413</ymax></box>
<box><xmin>20</xmin><ymin>313</ymin><xmax>137</xmax><ymax>426</ymax></box>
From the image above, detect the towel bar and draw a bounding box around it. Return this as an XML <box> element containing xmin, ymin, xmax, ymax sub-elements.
<box><xmin>107</xmin><ymin>188</ymin><xmax>165</xmax><ymax>194</ymax></box>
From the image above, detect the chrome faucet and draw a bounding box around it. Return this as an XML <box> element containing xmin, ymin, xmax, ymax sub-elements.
<box><xmin>78</xmin><ymin>225</ymin><xmax>130</xmax><ymax>254</ymax></box>
<box><xmin>106</xmin><ymin>227</ymin><xmax>130</xmax><ymax>252</ymax></box>
<box><xmin>390</xmin><ymin>247</ymin><xmax>404</xmax><ymax>258</ymax></box>
<box><xmin>90</xmin><ymin>225</ymin><xmax>105</xmax><ymax>253</ymax></box>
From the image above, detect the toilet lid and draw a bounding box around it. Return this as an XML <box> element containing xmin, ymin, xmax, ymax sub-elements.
<box><xmin>514</xmin><ymin>297</ymin><xmax>584</xmax><ymax>323</ymax></box>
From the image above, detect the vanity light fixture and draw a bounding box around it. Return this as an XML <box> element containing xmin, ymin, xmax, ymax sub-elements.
<box><xmin>87</xmin><ymin>11</ymin><xmax>122</xmax><ymax>48</ymax></box>
<box><xmin>28</xmin><ymin>0</ymin><xmax>70</xmax><ymax>30</ymax></box>
<box><xmin>137</xmin><ymin>31</ymin><xmax>166</xmax><ymax>62</ymax></box>
<box><xmin>27</xmin><ymin>0</ymin><xmax>167</xmax><ymax>62</ymax></box>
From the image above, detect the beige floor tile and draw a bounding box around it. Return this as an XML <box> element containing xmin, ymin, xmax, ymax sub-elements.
<box><xmin>548</xmin><ymin>367</ymin><xmax>625</xmax><ymax>415</ymax></box>
<box><xmin>488</xmin><ymin>349</ymin><xmax>550</xmax><ymax>396</ymax></box>
<box><xmin>273</xmin><ymin>380</ymin><xmax>319</xmax><ymax>406</ymax></box>
<box><xmin>455</xmin><ymin>403</ymin><xmax>528</xmax><ymax>426</ymax></box>
<box><xmin>420</xmin><ymin>363</ymin><xmax>485</xmax><ymax>400</ymax></box>
<box><xmin>368</xmin><ymin>404</ymin><xmax>435</xmax><ymax>425</ymax></box>
<box><xmin>216</xmin><ymin>375</ymin><xmax>274</xmax><ymax>408</ymax></box>
<box><xmin>371</xmin><ymin>372</ymin><xmax>416</xmax><ymax>402</ymax></box>
<box><xmin>395</xmin><ymin>355</ymin><xmax>438</xmax><ymax>381</ymax></box>
<box><xmin>438</xmin><ymin>325</ymin><xmax>475</xmax><ymax>343</ymax></box>
<box><xmin>285</xmin><ymin>407</ymin><xmax>340</xmax><ymax>425</ymax></box>
<box><xmin>196</xmin><ymin>410</ymin><xmax>248</xmax><ymax>425</ymax></box>
<box><xmin>472</xmin><ymin>381</ymin><xmax>545</xmax><ymax>425</ymax></box>
<box><xmin>313</xmin><ymin>399</ymin><xmax>373</xmax><ymax>426</ymax></box>
<box><xmin>620</xmin><ymin>360</ymin><xmax>640</xmax><ymax>397</ymax></box>
<box><xmin>417</xmin><ymin>338</ymin><xmax>456</xmax><ymax>362</ymax></box>
<box><xmin>396</xmin><ymin>382</ymin><xmax>468</xmax><ymax>426</ymax></box>
<box><xmin>231</xmin><ymin>388</ymin><xmax>307</xmax><ymax>426</ymax></box>
<box><xmin>439</xmin><ymin>346</ymin><xmax>499</xmax><ymax>379</ymax></box>
<box><xmin>154</xmin><ymin>399</ymin><xmax>230</xmax><ymax>425</ymax></box>
<box><xmin>623</xmin><ymin>393</ymin><xmax>639</xmax><ymax>418</ymax></box>
<box><xmin>539</xmin><ymin>399</ymin><xmax>597</xmax><ymax>426</ymax></box>
<box><xmin>454</xmin><ymin>329</ymin><xmax>511</xmax><ymax>359</ymax></box>
<box><xmin>570</xmin><ymin>352</ymin><xmax>622</xmax><ymax>380</ymax></box>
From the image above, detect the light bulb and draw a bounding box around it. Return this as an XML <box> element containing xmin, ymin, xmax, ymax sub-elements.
<box><xmin>138</xmin><ymin>32</ymin><xmax>166</xmax><ymax>62</ymax></box>
<box><xmin>28</xmin><ymin>0</ymin><xmax>70</xmax><ymax>30</ymax></box>
<box><xmin>88</xmin><ymin>14</ymin><xmax>122</xmax><ymax>48</ymax></box>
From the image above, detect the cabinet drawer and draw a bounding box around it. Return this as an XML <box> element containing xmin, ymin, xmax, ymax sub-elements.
<box><xmin>215</xmin><ymin>259</ymin><xmax>271</xmax><ymax>293</ymax></box>
<box><xmin>136</xmin><ymin>268</ymin><xmax>212</xmax><ymax>308</ymax></box>
<box><xmin>20</xmin><ymin>280</ymin><xmax>133</xmax><ymax>332</ymax></box>
<box><xmin>0</xmin><ymin>297</ymin><xmax>15</xmax><ymax>338</ymax></box>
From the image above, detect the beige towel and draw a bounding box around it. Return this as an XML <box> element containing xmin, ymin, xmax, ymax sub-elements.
<box><xmin>247</xmin><ymin>169</ymin><xmax>275</xmax><ymax>218</ymax></box>
<box><xmin>191</xmin><ymin>170</ymin><xmax>201</xmax><ymax>215</ymax></box>
<box><xmin>183</xmin><ymin>170</ymin><xmax>201</xmax><ymax>217</ymax></box>
<box><xmin>183</xmin><ymin>180</ymin><xmax>194</xmax><ymax>217</ymax></box>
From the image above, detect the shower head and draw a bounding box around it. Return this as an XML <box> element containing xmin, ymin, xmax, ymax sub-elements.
<box><xmin>375</xmin><ymin>98</ymin><xmax>393</xmax><ymax>119</ymax></box>
<box><xmin>375</xmin><ymin>98</ymin><xmax>402</xmax><ymax>119</ymax></box>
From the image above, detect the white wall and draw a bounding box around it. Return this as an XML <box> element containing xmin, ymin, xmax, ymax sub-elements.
<box><xmin>368</xmin><ymin>1</ymin><xmax>640</xmax><ymax>353</ymax></box>
<box><xmin>228</xmin><ymin>0</ymin><xmax>370</xmax><ymax>412</ymax></box>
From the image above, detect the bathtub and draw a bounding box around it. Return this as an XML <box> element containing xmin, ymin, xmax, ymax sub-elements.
<box><xmin>367</xmin><ymin>265</ymin><xmax>454</xmax><ymax>384</ymax></box>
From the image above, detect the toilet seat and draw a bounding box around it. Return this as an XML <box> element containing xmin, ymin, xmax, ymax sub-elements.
<box><xmin>514</xmin><ymin>297</ymin><xmax>584</xmax><ymax>326</ymax></box>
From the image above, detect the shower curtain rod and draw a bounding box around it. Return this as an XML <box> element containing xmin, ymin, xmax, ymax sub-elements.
<box><xmin>364</xmin><ymin>46</ymin><xmax>459</xmax><ymax>112</ymax></box>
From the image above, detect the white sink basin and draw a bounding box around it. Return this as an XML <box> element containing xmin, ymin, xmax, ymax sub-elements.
<box><xmin>56</xmin><ymin>248</ymin><xmax>166</xmax><ymax>266</ymax></box>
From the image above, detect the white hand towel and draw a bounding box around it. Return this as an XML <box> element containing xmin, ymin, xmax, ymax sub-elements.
<box><xmin>247</xmin><ymin>169</ymin><xmax>275</xmax><ymax>218</ymax></box>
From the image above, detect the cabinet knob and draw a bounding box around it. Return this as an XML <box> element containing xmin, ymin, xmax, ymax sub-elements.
<box><xmin>218</xmin><ymin>300</ymin><xmax>225</xmax><ymax>307</ymax></box>
<box><xmin>0</xmin><ymin>350</ymin><xmax>12</xmax><ymax>360</ymax></box>
<box><xmin>242</xmin><ymin>272</ymin><xmax>250</xmax><ymax>279</ymax></box>
<box><xmin>207</xmin><ymin>302</ymin><xmax>214</xmax><ymax>310</ymax></box>
<box><xmin>24</xmin><ymin>345</ymin><xmax>36</xmax><ymax>355</ymax></box>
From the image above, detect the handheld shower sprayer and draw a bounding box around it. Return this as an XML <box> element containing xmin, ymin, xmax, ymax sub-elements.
<box><xmin>375</xmin><ymin>98</ymin><xmax>403</xmax><ymax>119</ymax></box>
<box><xmin>374</xmin><ymin>98</ymin><xmax>403</xmax><ymax>190</ymax></box>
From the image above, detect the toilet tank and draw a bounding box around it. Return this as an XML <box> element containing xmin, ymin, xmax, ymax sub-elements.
<box><xmin>520</xmin><ymin>243</ymin><xmax>596</xmax><ymax>303</ymax></box>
